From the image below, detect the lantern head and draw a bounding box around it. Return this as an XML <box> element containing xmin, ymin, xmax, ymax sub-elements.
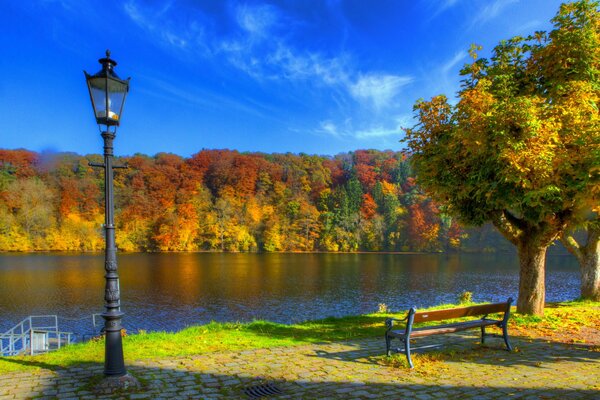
<box><xmin>84</xmin><ymin>50</ymin><xmax>130</xmax><ymax>127</ymax></box>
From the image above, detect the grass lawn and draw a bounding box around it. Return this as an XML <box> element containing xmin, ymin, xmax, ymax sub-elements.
<box><xmin>1</xmin><ymin>299</ymin><xmax>598</xmax><ymax>374</ymax></box>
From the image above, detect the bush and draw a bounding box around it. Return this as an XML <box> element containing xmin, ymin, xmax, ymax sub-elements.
<box><xmin>458</xmin><ymin>291</ymin><xmax>473</xmax><ymax>304</ymax></box>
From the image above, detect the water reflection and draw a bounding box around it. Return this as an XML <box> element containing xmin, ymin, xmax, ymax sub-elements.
<box><xmin>0</xmin><ymin>252</ymin><xmax>579</xmax><ymax>335</ymax></box>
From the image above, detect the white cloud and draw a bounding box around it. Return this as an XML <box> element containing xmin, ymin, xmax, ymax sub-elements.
<box><xmin>349</xmin><ymin>74</ymin><xmax>413</xmax><ymax>109</ymax></box>
<box><xmin>512</xmin><ymin>19</ymin><xmax>542</xmax><ymax>36</ymax></box>
<box><xmin>267</xmin><ymin>45</ymin><xmax>349</xmax><ymax>86</ymax></box>
<box><xmin>316</xmin><ymin>115</ymin><xmax>411</xmax><ymax>141</ymax></box>
<box><xmin>123</xmin><ymin>1</ymin><xmax>146</xmax><ymax>25</ymax></box>
<box><xmin>235</xmin><ymin>4</ymin><xmax>278</xmax><ymax>38</ymax></box>
<box><xmin>139</xmin><ymin>75</ymin><xmax>279</xmax><ymax>120</ymax></box>
<box><xmin>355</xmin><ymin>115</ymin><xmax>412</xmax><ymax>139</ymax></box>
<box><xmin>354</xmin><ymin>126</ymin><xmax>401</xmax><ymax>139</ymax></box>
<box><xmin>319</xmin><ymin>121</ymin><xmax>339</xmax><ymax>137</ymax></box>
<box><xmin>430</xmin><ymin>0</ymin><xmax>461</xmax><ymax>18</ymax></box>
<box><xmin>122</xmin><ymin>0</ymin><xmax>414</xmax><ymax>146</ymax></box>
<box><xmin>424</xmin><ymin>0</ymin><xmax>464</xmax><ymax>23</ymax></box>
<box><xmin>123</xmin><ymin>0</ymin><xmax>205</xmax><ymax>51</ymax></box>
<box><xmin>122</xmin><ymin>0</ymin><xmax>408</xmax><ymax>113</ymax></box>
<box><xmin>441</xmin><ymin>50</ymin><xmax>467</xmax><ymax>74</ymax></box>
<box><xmin>471</xmin><ymin>0</ymin><xmax>518</xmax><ymax>28</ymax></box>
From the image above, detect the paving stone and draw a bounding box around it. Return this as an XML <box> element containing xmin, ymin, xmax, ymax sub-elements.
<box><xmin>1</xmin><ymin>333</ymin><xmax>599</xmax><ymax>399</ymax></box>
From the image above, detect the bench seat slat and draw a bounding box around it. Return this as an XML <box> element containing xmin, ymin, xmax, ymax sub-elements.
<box><xmin>412</xmin><ymin>303</ymin><xmax>507</xmax><ymax>323</ymax></box>
<box><xmin>387</xmin><ymin>318</ymin><xmax>501</xmax><ymax>338</ymax></box>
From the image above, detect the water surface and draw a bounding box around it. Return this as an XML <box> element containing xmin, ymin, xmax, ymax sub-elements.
<box><xmin>0</xmin><ymin>253</ymin><xmax>579</xmax><ymax>337</ymax></box>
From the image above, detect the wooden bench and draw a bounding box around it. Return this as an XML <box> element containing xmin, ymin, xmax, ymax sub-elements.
<box><xmin>385</xmin><ymin>298</ymin><xmax>513</xmax><ymax>368</ymax></box>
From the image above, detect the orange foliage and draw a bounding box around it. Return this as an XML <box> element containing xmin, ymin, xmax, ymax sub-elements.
<box><xmin>360</xmin><ymin>193</ymin><xmax>377</xmax><ymax>220</ymax></box>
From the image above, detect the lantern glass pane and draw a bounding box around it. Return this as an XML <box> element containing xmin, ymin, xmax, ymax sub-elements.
<box><xmin>88</xmin><ymin>76</ymin><xmax>108</xmax><ymax>121</ymax></box>
<box><xmin>107</xmin><ymin>79</ymin><xmax>128</xmax><ymax>123</ymax></box>
<box><xmin>87</xmin><ymin>76</ymin><xmax>128</xmax><ymax>124</ymax></box>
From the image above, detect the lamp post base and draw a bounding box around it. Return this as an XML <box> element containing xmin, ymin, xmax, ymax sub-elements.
<box><xmin>94</xmin><ymin>373</ymin><xmax>141</xmax><ymax>394</ymax></box>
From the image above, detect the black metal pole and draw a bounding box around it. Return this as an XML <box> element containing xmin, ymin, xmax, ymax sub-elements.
<box><xmin>101</xmin><ymin>131</ymin><xmax>126</xmax><ymax>377</ymax></box>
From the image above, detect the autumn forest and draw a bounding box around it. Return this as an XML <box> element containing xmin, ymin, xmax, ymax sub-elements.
<box><xmin>0</xmin><ymin>148</ymin><xmax>515</xmax><ymax>253</ymax></box>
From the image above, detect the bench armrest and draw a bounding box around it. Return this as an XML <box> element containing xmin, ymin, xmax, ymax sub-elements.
<box><xmin>385</xmin><ymin>315</ymin><xmax>408</xmax><ymax>330</ymax></box>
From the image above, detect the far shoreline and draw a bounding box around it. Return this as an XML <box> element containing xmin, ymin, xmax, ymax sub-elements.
<box><xmin>0</xmin><ymin>249</ymin><xmax>519</xmax><ymax>256</ymax></box>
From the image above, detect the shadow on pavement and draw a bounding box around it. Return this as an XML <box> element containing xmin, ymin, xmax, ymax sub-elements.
<box><xmin>310</xmin><ymin>331</ymin><xmax>600</xmax><ymax>369</ymax></box>
<box><xmin>1</xmin><ymin>360</ymin><xmax>598</xmax><ymax>399</ymax></box>
<box><xmin>1</xmin><ymin>332</ymin><xmax>598</xmax><ymax>399</ymax></box>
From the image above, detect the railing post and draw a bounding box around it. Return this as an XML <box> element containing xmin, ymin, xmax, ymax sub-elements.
<box><xmin>30</xmin><ymin>329</ymin><xmax>34</xmax><ymax>356</ymax></box>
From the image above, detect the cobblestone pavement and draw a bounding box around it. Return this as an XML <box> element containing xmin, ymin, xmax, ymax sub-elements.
<box><xmin>1</xmin><ymin>332</ymin><xmax>599</xmax><ymax>399</ymax></box>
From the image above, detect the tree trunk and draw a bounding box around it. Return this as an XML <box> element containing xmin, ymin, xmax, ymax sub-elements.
<box><xmin>579</xmin><ymin>226</ymin><xmax>600</xmax><ymax>300</ymax></box>
<box><xmin>516</xmin><ymin>240</ymin><xmax>548</xmax><ymax>315</ymax></box>
<box><xmin>580</xmin><ymin>250</ymin><xmax>600</xmax><ymax>300</ymax></box>
<box><xmin>561</xmin><ymin>225</ymin><xmax>600</xmax><ymax>301</ymax></box>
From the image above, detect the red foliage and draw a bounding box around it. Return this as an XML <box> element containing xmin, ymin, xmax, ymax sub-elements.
<box><xmin>381</xmin><ymin>158</ymin><xmax>398</xmax><ymax>182</ymax></box>
<box><xmin>323</xmin><ymin>159</ymin><xmax>346</xmax><ymax>186</ymax></box>
<box><xmin>360</xmin><ymin>193</ymin><xmax>378</xmax><ymax>220</ymax></box>
<box><xmin>58</xmin><ymin>177</ymin><xmax>79</xmax><ymax>217</ymax></box>
<box><xmin>0</xmin><ymin>149</ymin><xmax>38</xmax><ymax>178</ymax></box>
<box><xmin>355</xmin><ymin>163</ymin><xmax>378</xmax><ymax>191</ymax></box>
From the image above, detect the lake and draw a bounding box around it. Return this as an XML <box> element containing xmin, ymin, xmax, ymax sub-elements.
<box><xmin>0</xmin><ymin>252</ymin><xmax>580</xmax><ymax>338</ymax></box>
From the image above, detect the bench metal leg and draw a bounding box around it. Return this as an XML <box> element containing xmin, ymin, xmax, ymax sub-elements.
<box><xmin>480</xmin><ymin>326</ymin><xmax>486</xmax><ymax>344</ymax></box>
<box><xmin>502</xmin><ymin>324</ymin><xmax>512</xmax><ymax>351</ymax></box>
<box><xmin>385</xmin><ymin>334</ymin><xmax>392</xmax><ymax>357</ymax></box>
<box><xmin>405</xmin><ymin>339</ymin><xmax>414</xmax><ymax>368</ymax></box>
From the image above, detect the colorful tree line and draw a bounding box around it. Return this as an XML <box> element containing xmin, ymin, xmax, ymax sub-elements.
<box><xmin>0</xmin><ymin>148</ymin><xmax>515</xmax><ymax>253</ymax></box>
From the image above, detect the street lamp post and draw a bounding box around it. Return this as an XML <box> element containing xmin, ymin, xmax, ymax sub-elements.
<box><xmin>84</xmin><ymin>50</ymin><xmax>130</xmax><ymax>378</ymax></box>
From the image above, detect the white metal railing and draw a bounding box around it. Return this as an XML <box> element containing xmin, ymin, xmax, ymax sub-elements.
<box><xmin>0</xmin><ymin>315</ymin><xmax>73</xmax><ymax>356</ymax></box>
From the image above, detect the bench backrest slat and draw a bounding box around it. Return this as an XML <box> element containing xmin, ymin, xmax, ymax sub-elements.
<box><xmin>412</xmin><ymin>302</ymin><xmax>507</xmax><ymax>323</ymax></box>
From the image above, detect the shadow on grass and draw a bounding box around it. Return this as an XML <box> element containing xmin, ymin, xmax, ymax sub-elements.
<box><xmin>241</xmin><ymin>314</ymin><xmax>389</xmax><ymax>342</ymax></box>
<box><xmin>0</xmin><ymin>356</ymin><xmax>65</xmax><ymax>371</ymax></box>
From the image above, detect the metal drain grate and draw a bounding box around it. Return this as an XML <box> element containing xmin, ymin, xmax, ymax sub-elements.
<box><xmin>243</xmin><ymin>383</ymin><xmax>283</xmax><ymax>398</ymax></box>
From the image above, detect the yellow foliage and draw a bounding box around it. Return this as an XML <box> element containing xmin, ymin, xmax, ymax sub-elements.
<box><xmin>380</xmin><ymin>181</ymin><xmax>398</xmax><ymax>196</ymax></box>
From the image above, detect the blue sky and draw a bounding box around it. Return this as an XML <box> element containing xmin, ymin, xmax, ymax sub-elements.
<box><xmin>2</xmin><ymin>0</ymin><xmax>564</xmax><ymax>157</ymax></box>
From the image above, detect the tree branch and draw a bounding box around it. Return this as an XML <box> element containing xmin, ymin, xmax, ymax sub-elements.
<box><xmin>560</xmin><ymin>231</ymin><xmax>583</xmax><ymax>263</ymax></box>
<box><xmin>491</xmin><ymin>211</ymin><xmax>521</xmax><ymax>246</ymax></box>
<box><xmin>503</xmin><ymin>210</ymin><xmax>528</xmax><ymax>232</ymax></box>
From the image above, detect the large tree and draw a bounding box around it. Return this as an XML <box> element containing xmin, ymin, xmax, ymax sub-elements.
<box><xmin>404</xmin><ymin>0</ymin><xmax>599</xmax><ymax>315</ymax></box>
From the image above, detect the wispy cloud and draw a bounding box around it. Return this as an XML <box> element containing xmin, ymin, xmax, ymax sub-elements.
<box><xmin>316</xmin><ymin>115</ymin><xmax>411</xmax><ymax>141</ymax></box>
<box><xmin>318</xmin><ymin>120</ymin><xmax>340</xmax><ymax>137</ymax></box>
<box><xmin>423</xmin><ymin>50</ymin><xmax>470</xmax><ymax>102</ymax></box>
<box><xmin>512</xmin><ymin>19</ymin><xmax>542</xmax><ymax>36</ymax></box>
<box><xmin>354</xmin><ymin>126</ymin><xmax>402</xmax><ymax>139</ymax></box>
<box><xmin>266</xmin><ymin>45</ymin><xmax>349</xmax><ymax>85</ymax></box>
<box><xmin>349</xmin><ymin>74</ymin><xmax>413</xmax><ymax>109</ymax></box>
<box><xmin>356</xmin><ymin>115</ymin><xmax>412</xmax><ymax>139</ymax></box>
<box><xmin>138</xmin><ymin>75</ymin><xmax>279</xmax><ymax>121</ymax></box>
<box><xmin>235</xmin><ymin>3</ymin><xmax>278</xmax><ymax>39</ymax></box>
<box><xmin>123</xmin><ymin>0</ymin><xmax>206</xmax><ymax>52</ymax></box>
<box><xmin>217</xmin><ymin>4</ymin><xmax>352</xmax><ymax>90</ymax></box>
<box><xmin>429</xmin><ymin>0</ymin><xmax>462</xmax><ymax>19</ymax></box>
<box><xmin>441</xmin><ymin>51</ymin><xmax>467</xmax><ymax>74</ymax></box>
<box><xmin>470</xmin><ymin>0</ymin><xmax>518</xmax><ymax>28</ymax></box>
<box><xmin>121</xmin><ymin>0</ymin><xmax>412</xmax><ymax>149</ymax></box>
<box><xmin>122</xmin><ymin>0</ymin><xmax>410</xmax><ymax>111</ymax></box>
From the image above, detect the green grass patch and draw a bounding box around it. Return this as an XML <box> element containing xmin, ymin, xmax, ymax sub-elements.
<box><xmin>509</xmin><ymin>299</ymin><xmax>600</xmax><ymax>338</ymax></box>
<box><xmin>1</xmin><ymin>299</ymin><xmax>597</xmax><ymax>374</ymax></box>
<box><xmin>0</xmin><ymin>315</ymin><xmax>386</xmax><ymax>374</ymax></box>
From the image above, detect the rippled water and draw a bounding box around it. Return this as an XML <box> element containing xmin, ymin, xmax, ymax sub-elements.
<box><xmin>0</xmin><ymin>252</ymin><xmax>579</xmax><ymax>337</ymax></box>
